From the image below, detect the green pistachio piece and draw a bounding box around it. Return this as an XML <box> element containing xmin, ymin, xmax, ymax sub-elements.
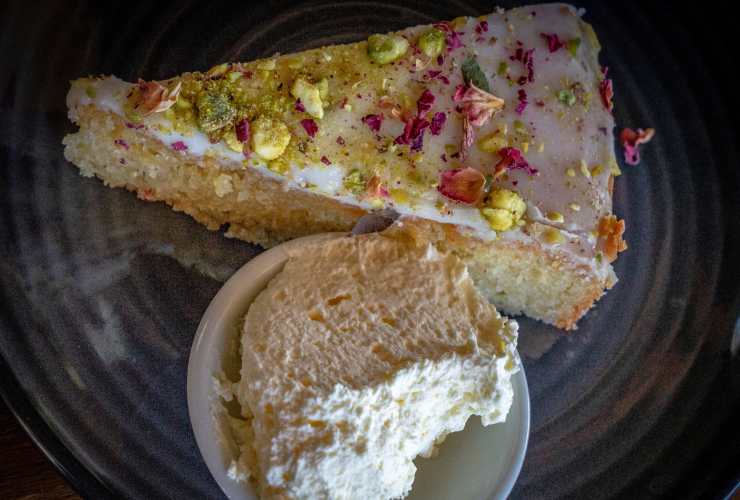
<box><xmin>367</xmin><ymin>34</ymin><xmax>409</xmax><ymax>65</ymax></box>
<box><xmin>196</xmin><ymin>91</ymin><xmax>236</xmax><ymax>133</ymax></box>
<box><xmin>567</xmin><ymin>38</ymin><xmax>581</xmax><ymax>57</ymax></box>
<box><xmin>317</xmin><ymin>78</ymin><xmax>329</xmax><ymax>102</ymax></box>
<box><xmin>206</xmin><ymin>63</ymin><xmax>230</xmax><ymax>79</ymax></box>
<box><xmin>557</xmin><ymin>89</ymin><xmax>576</xmax><ymax>106</ymax></box>
<box><xmin>343</xmin><ymin>169</ymin><xmax>366</xmax><ymax>194</ymax></box>
<box><xmin>251</xmin><ymin>116</ymin><xmax>291</xmax><ymax>160</ymax></box>
<box><xmin>418</xmin><ymin>28</ymin><xmax>446</xmax><ymax>58</ymax></box>
<box><xmin>290</xmin><ymin>77</ymin><xmax>324</xmax><ymax>119</ymax></box>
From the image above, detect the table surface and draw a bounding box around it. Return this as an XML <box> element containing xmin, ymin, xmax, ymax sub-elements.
<box><xmin>0</xmin><ymin>401</ymin><xmax>80</xmax><ymax>500</ymax></box>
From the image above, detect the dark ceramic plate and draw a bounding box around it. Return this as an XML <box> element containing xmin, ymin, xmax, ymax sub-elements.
<box><xmin>1</xmin><ymin>1</ymin><xmax>739</xmax><ymax>499</ymax></box>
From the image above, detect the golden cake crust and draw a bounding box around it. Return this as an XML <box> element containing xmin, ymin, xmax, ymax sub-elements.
<box><xmin>64</xmin><ymin>106</ymin><xmax>613</xmax><ymax>329</ymax></box>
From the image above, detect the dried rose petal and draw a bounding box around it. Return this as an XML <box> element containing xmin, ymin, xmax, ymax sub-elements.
<box><xmin>336</xmin><ymin>136</ymin><xmax>346</xmax><ymax>145</ymax></box>
<box><xmin>361</xmin><ymin>113</ymin><xmax>384</xmax><ymax>132</ymax></box>
<box><xmin>457</xmin><ymin>83</ymin><xmax>505</xmax><ymax>127</ymax></box>
<box><xmin>437</xmin><ymin>167</ymin><xmax>485</xmax><ymax>204</ymax></box>
<box><xmin>515</xmin><ymin>89</ymin><xmax>528</xmax><ymax>115</ymax></box>
<box><xmin>619</xmin><ymin>127</ymin><xmax>655</xmax><ymax>166</ymax></box>
<box><xmin>417</xmin><ymin>89</ymin><xmax>435</xmax><ymax>116</ymax></box>
<box><xmin>301</xmin><ymin>118</ymin><xmax>318</xmax><ymax>138</ymax></box>
<box><xmin>294</xmin><ymin>99</ymin><xmax>306</xmax><ymax>112</ymax></box>
<box><xmin>125</xmin><ymin>122</ymin><xmax>145</xmax><ymax>130</ymax></box>
<box><xmin>171</xmin><ymin>141</ymin><xmax>188</xmax><ymax>151</ymax></box>
<box><xmin>365</xmin><ymin>175</ymin><xmax>389</xmax><ymax>198</ymax></box>
<box><xmin>600</xmin><ymin>76</ymin><xmax>614</xmax><ymax>112</ymax></box>
<box><xmin>433</xmin><ymin>22</ymin><xmax>464</xmax><ymax>51</ymax></box>
<box><xmin>114</xmin><ymin>139</ymin><xmax>129</xmax><ymax>150</ymax></box>
<box><xmin>510</xmin><ymin>47</ymin><xmax>535</xmax><ymax>83</ymax></box>
<box><xmin>454</xmin><ymin>83</ymin><xmax>505</xmax><ymax>158</ymax></box>
<box><xmin>320</xmin><ymin>155</ymin><xmax>331</xmax><ymax>165</ymax></box>
<box><xmin>541</xmin><ymin>33</ymin><xmax>565</xmax><ymax>52</ymax></box>
<box><xmin>430</xmin><ymin>112</ymin><xmax>446</xmax><ymax>135</ymax></box>
<box><xmin>395</xmin><ymin>117</ymin><xmax>430</xmax><ymax>151</ymax></box>
<box><xmin>475</xmin><ymin>21</ymin><xmax>489</xmax><ymax>35</ymax></box>
<box><xmin>235</xmin><ymin>118</ymin><xmax>250</xmax><ymax>143</ymax></box>
<box><xmin>133</xmin><ymin>79</ymin><xmax>181</xmax><ymax>115</ymax></box>
<box><xmin>494</xmin><ymin>147</ymin><xmax>538</xmax><ymax>177</ymax></box>
<box><xmin>425</xmin><ymin>70</ymin><xmax>450</xmax><ymax>84</ymax></box>
<box><xmin>452</xmin><ymin>84</ymin><xmax>466</xmax><ymax>102</ymax></box>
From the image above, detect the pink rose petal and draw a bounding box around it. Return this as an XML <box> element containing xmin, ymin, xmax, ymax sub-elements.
<box><xmin>301</xmin><ymin>118</ymin><xmax>318</xmax><ymax>138</ymax></box>
<box><xmin>437</xmin><ymin>167</ymin><xmax>485</xmax><ymax>204</ymax></box>
<box><xmin>620</xmin><ymin>127</ymin><xmax>655</xmax><ymax>165</ymax></box>
<box><xmin>361</xmin><ymin>113</ymin><xmax>384</xmax><ymax>132</ymax></box>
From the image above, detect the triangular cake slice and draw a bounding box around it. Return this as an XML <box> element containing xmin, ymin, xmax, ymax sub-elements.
<box><xmin>233</xmin><ymin>233</ymin><xmax>519</xmax><ymax>498</ymax></box>
<box><xmin>64</xmin><ymin>3</ymin><xmax>625</xmax><ymax>329</ymax></box>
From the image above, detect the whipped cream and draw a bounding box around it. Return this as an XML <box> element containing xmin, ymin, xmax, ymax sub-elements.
<box><xmin>225</xmin><ymin>234</ymin><xmax>519</xmax><ymax>499</ymax></box>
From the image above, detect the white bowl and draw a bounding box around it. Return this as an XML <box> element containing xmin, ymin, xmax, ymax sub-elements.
<box><xmin>187</xmin><ymin>233</ymin><xmax>530</xmax><ymax>500</ymax></box>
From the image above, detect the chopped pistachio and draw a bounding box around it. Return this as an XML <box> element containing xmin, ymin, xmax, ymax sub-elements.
<box><xmin>85</xmin><ymin>86</ymin><xmax>96</xmax><ymax>98</ymax></box>
<box><xmin>481</xmin><ymin>208</ymin><xmax>513</xmax><ymax>231</ymax></box>
<box><xmin>482</xmin><ymin>188</ymin><xmax>526</xmax><ymax>231</ymax></box>
<box><xmin>522</xmin><ymin>142</ymin><xmax>529</xmax><ymax>153</ymax></box>
<box><xmin>267</xmin><ymin>157</ymin><xmax>290</xmax><ymax>175</ymax></box>
<box><xmin>227</xmin><ymin>71</ymin><xmax>242</xmax><ymax>82</ymax></box>
<box><xmin>256</xmin><ymin>59</ymin><xmax>276</xmax><ymax>71</ymax></box>
<box><xmin>317</xmin><ymin>78</ymin><xmax>329</xmax><ymax>102</ymax></box>
<box><xmin>580</xmin><ymin>159</ymin><xmax>591</xmax><ymax>177</ymax></box>
<box><xmin>497</xmin><ymin>61</ymin><xmax>509</xmax><ymax>76</ymax></box>
<box><xmin>343</xmin><ymin>169</ymin><xmax>365</xmax><ymax>194</ymax></box>
<box><xmin>418</xmin><ymin>28</ymin><xmax>446</xmax><ymax>58</ymax></box>
<box><xmin>591</xmin><ymin>164</ymin><xmax>604</xmax><ymax>176</ymax></box>
<box><xmin>566</xmin><ymin>167</ymin><xmax>576</xmax><ymax>177</ymax></box>
<box><xmin>223</xmin><ymin>129</ymin><xmax>243</xmax><ymax>152</ymax></box>
<box><xmin>367</xmin><ymin>34</ymin><xmax>409</xmax><ymax>65</ymax></box>
<box><xmin>251</xmin><ymin>116</ymin><xmax>291</xmax><ymax>160</ymax></box>
<box><xmin>206</xmin><ymin>63</ymin><xmax>230</xmax><ymax>78</ymax></box>
<box><xmin>389</xmin><ymin>188</ymin><xmax>410</xmax><ymax>204</ymax></box>
<box><xmin>175</xmin><ymin>95</ymin><xmax>192</xmax><ymax>109</ymax></box>
<box><xmin>478</xmin><ymin>133</ymin><xmax>508</xmax><ymax>153</ymax></box>
<box><xmin>196</xmin><ymin>91</ymin><xmax>236</xmax><ymax>133</ymax></box>
<box><xmin>557</xmin><ymin>89</ymin><xmax>576</xmax><ymax>106</ymax></box>
<box><xmin>542</xmin><ymin>228</ymin><xmax>565</xmax><ymax>244</ymax></box>
<box><xmin>451</xmin><ymin>17</ymin><xmax>467</xmax><ymax>30</ymax></box>
<box><xmin>546</xmin><ymin>211</ymin><xmax>564</xmax><ymax>223</ymax></box>
<box><xmin>567</xmin><ymin>38</ymin><xmax>581</xmax><ymax>57</ymax></box>
<box><xmin>568</xmin><ymin>202</ymin><xmax>581</xmax><ymax>211</ymax></box>
<box><xmin>513</xmin><ymin>120</ymin><xmax>527</xmax><ymax>134</ymax></box>
<box><xmin>290</xmin><ymin>77</ymin><xmax>323</xmax><ymax>119</ymax></box>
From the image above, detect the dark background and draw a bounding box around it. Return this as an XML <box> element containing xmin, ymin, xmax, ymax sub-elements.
<box><xmin>1</xmin><ymin>1</ymin><xmax>738</xmax><ymax>499</ymax></box>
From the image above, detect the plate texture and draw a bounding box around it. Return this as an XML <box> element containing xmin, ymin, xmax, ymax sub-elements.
<box><xmin>0</xmin><ymin>1</ymin><xmax>738</xmax><ymax>499</ymax></box>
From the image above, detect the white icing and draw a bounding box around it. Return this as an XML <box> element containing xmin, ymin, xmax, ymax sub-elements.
<box><xmin>291</xmin><ymin>164</ymin><xmax>344</xmax><ymax>195</ymax></box>
<box><xmin>67</xmin><ymin>2</ymin><xmax>617</xmax><ymax>280</ymax></box>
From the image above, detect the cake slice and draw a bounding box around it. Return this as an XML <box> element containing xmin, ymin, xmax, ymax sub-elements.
<box><xmin>233</xmin><ymin>233</ymin><xmax>519</xmax><ymax>499</ymax></box>
<box><xmin>63</xmin><ymin>3</ymin><xmax>625</xmax><ymax>329</ymax></box>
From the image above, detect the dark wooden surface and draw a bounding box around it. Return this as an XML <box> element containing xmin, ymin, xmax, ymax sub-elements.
<box><xmin>0</xmin><ymin>400</ymin><xmax>80</xmax><ymax>500</ymax></box>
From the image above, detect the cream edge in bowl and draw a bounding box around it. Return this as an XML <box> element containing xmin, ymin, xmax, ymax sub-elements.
<box><xmin>186</xmin><ymin>232</ymin><xmax>530</xmax><ymax>500</ymax></box>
